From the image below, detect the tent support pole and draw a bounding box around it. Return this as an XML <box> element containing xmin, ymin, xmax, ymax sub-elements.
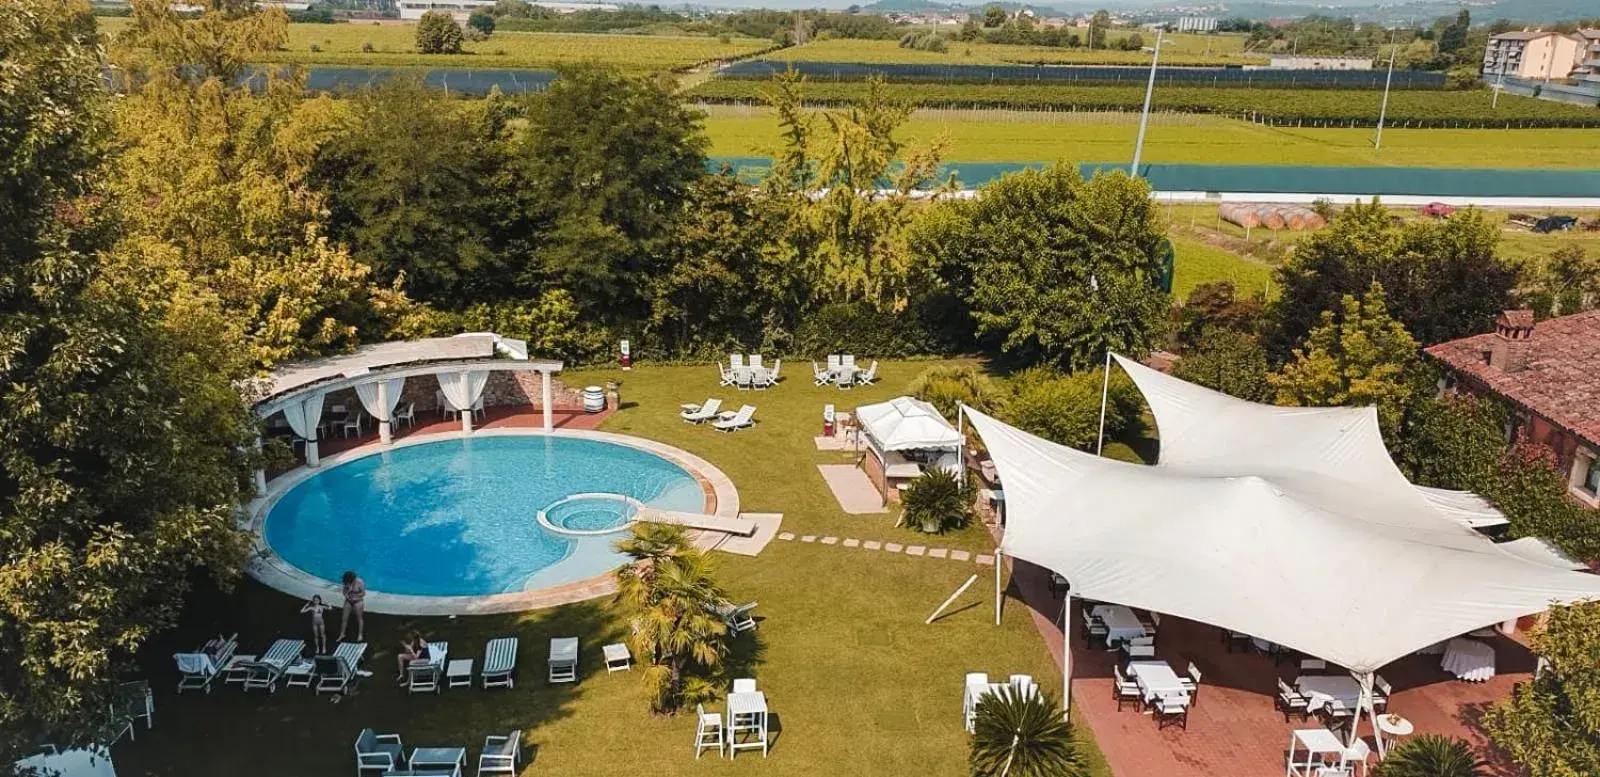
<box><xmin>1095</xmin><ymin>350</ymin><xmax>1112</xmax><ymax>456</ymax></box>
<box><xmin>994</xmin><ymin>548</ymin><xmax>1004</xmax><ymax>626</ymax></box>
<box><xmin>927</xmin><ymin>574</ymin><xmax>979</xmax><ymax>625</ymax></box>
<box><xmin>1362</xmin><ymin>671</ymin><xmax>1387</xmax><ymax>759</ymax></box>
<box><xmin>1062</xmin><ymin>594</ymin><xmax>1073</xmax><ymax>716</ymax></box>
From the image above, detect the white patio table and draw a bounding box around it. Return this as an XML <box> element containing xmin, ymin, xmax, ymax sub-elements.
<box><xmin>1286</xmin><ymin>728</ymin><xmax>1347</xmax><ymax>777</ymax></box>
<box><xmin>1091</xmin><ymin>604</ymin><xmax>1149</xmax><ymax>645</ymax></box>
<box><xmin>1297</xmin><ymin>675</ymin><xmax>1364</xmax><ymax>715</ymax></box>
<box><xmin>1127</xmin><ymin>660</ymin><xmax>1189</xmax><ymax>706</ymax></box>
<box><xmin>727</xmin><ymin>691</ymin><xmax>768</xmax><ymax>758</ymax></box>
<box><xmin>1441</xmin><ymin>638</ymin><xmax>1496</xmax><ymax>682</ymax></box>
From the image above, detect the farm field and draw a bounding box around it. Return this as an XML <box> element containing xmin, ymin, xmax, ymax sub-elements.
<box><xmin>688</xmin><ymin>79</ymin><xmax>1600</xmax><ymax>126</ymax></box>
<box><xmin>1169</xmin><ymin>235</ymin><xmax>1277</xmax><ymax>299</ymax></box>
<box><xmin>758</xmin><ymin>33</ymin><xmax>1261</xmax><ymax>67</ymax></box>
<box><xmin>97</xmin><ymin>17</ymin><xmax>769</xmax><ymax>71</ymax></box>
<box><xmin>698</xmin><ymin>106</ymin><xmax>1600</xmax><ymax>169</ymax></box>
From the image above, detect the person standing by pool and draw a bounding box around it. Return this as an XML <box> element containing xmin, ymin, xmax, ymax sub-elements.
<box><xmin>300</xmin><ymin>595</ymin><xmax>333</xmax><ymax>654</ymax></box>
<box><xmin>336</xmin><ymin>571</ymin><xmax>366</xmax><ymax>643</ymax></box>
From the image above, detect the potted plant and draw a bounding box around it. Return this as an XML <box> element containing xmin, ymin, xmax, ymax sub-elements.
<box><xmin>901</xmin><ymin>468</ymin><xmax>975</xmax><ymax>534</ymax></box>
<box><xmin>969</xmin><ymin>687</ymin><xmax>1086</xmax><ymax>777</ymax></box>
<box><xmin>1373</xmin><ymin>735</ymin><xmax>1485</xmax><ymax>777</ymax></box>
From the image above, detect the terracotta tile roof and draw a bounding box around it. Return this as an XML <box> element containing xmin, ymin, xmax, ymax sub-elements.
<box><xmin>1425</xmin><ymin>310</ymin><xmax>1600</xmax><ymax>448</ymax></box>
<box><xmin>1498</xmin><ymin>309</ymin><xmax>1535</xmax><ymax>329</ymax></box>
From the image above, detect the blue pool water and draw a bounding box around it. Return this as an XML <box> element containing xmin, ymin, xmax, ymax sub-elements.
<box><xmin>264</xmin><ymin>436</ymin><xmax>705</xmax><ymax>596</ymax></box>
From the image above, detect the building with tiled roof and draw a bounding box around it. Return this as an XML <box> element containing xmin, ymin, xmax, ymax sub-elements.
<box><xmin>1425</xmin><ymin>309</ymin><xmax>1600</xmax><ymax>507</ymax></box>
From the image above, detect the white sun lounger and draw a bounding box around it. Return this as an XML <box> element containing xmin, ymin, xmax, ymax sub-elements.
<box><xmin>174</xmin><ymin>653</ymin><xmax>220</xmax><ymax>694</ymax></box>
<box><xmin>406</xmin><ymin>641</ymin><xmax>449</xmax><ymax>694</ymax></box>
<box><xmin>682</xmin><ymin>398</ymin><xmax>722</xmax><ymax>424</ymax></box>
<box><xmin>482</xmin><ymin>637</ymin><xmax>519</xmax><ymax>689</ymax></box>
<box><xmin>713</xmin><ymin>405</ymin><xmax>756</xmax><ymax>433</ymax></box>
<box><xmin>717</xmin><ymin>602</ymin><xmax>759</xmax><ymax>633</ymax></box>
<box><xmin>549</xmin><ymin>637</ymin><xmax>578</xmax><ymax>684</ymax></box>
<box><xmin>315</xmin><ymin>642</ymin><xmax>368</xmax><ymax>694</ymax></box>
<box><xmin>241</xmin><ymin>639</ymin><xmax>306</xmax><ymax>693</ymax></box>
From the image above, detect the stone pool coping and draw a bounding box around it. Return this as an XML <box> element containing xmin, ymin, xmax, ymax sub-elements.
<box><xmin>243</xmin><ymin>427</ymin><xmax>739</xmax><ymax>615</ymax></box>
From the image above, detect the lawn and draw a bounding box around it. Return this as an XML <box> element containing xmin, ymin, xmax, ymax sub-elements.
<box><xmin>697</xmin><ymin>105</ymin><xmax>1600</xmax><ymax>169</ymax></box>
<box><xmin>1169</xmin><ymin>235</ymin><xmax>1277</xmax><ymax>300</ymax></box>
<box><xmin>98</xmin><ymin>17</ymin><xmax>769</xmax><ymax>72</ymax></box>
<box><xmin>116</xmin><ymin>361</ymin><xmax>1112</xmax><ymax>777</ymax></box>
<box><xmin>758</xmin><ymin>34</ymin><xmax>1261</xmax><ymax>67</ymax></box>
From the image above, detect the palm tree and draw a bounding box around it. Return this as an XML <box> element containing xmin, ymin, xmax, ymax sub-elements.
<box><xmin>614</xmin><ymin>523</ymin><xmax>730</xmax><ymax>714</ymax></box>
<box><xmin>1374</xmin><ymin>735</ymin><xmax>1486</xmax><ymax>777</ymax></box>
<box><xmin>970</xmin><ymin>687</ymin><xmax>1086</xmax><ymax>777</ymax></box>
<box><xmin>901</xmin><ymin>468</ymin><xmax>975</xmax><ymax>534</ymax></box>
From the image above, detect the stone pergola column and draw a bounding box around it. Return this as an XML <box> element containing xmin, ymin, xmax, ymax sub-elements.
<box><xmin>541</xmin><ymin>369</ymin><xmax>554</xmax><ymax>432</ymax></box>
<box><xmin>377</xmin><ymin>380</ymin><xmax>393</xmax><ymax>444</ymax></box>
<box><xmin>252</xmin><ymin>436</ymin><xmax>268</xmax><ymax>496</ymax></box>
<box><xmin>459</xmin><ymin>371</ymin><xmax>474</xmax><ymax>434</ymax></box>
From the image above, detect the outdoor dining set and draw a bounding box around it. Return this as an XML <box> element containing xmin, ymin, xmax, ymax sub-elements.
<box><xmin>720</xmin><ymin>354</ymin><xmax>782</xmax><ymax>390</ymax></box>
<box><xmin>962</xmin><ymin>673</ymin><xmax>1039</xmax><ymax>733</ymax></box>
<box><xmin>1083</xmin><ymin>603</ymin><xmax>1203</xmax><ymax>729</ymax></box>
<box><xmin>812</xmin><ymin>354</ymin><xmax>878</xmax><ymax>389</ymax></box>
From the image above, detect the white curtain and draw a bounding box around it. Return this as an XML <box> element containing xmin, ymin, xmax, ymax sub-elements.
<box><xmin>438</xmin><ymin>371</ymin><xmax>489</xmax><ymax>411</ymax></box>
<box><xmin>281</xmin><ymin>393</ymin><xmax>325</xmax><ymax>440</ymax></box>
<box><xmin>354</xmin><ymin>378</ymin><xmax>406</xmax><ymax>421</ymax></box>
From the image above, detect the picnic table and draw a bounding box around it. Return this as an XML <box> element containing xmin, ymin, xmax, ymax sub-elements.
<box><xmin>1126</xmin><ymin>661</ymin><xmax>1189</xmax><ymax>705</ymax></box>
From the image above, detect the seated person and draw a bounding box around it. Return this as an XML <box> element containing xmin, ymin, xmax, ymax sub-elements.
<box><xmin>395</xmin><ymin>631</ymin><xmax>431</xmax><ymax>682</ymax></box>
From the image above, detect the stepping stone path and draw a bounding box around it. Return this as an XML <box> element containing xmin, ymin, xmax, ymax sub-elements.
<box><xmin>771</xmin><ymin>531</ymin><xmax>990</xmax><ymax>567</ymax></box>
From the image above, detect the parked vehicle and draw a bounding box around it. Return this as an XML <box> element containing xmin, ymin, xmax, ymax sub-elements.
<box><xmin>1533</xmin><ymin>215</ymin><xmax>1578</xmax><ymax>233</ymax></box>
<box><xmin>1421</xmin><ymin>202</ymin><xmax>1455</xmax><ymax>218</ymax></box>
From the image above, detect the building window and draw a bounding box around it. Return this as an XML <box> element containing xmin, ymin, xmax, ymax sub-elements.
<box><xmin>1586</xmin><ymin>458</ymin><xmax>1600</xmax><ymax>496</ymax></box>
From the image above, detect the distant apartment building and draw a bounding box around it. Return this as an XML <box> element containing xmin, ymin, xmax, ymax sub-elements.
<box><xmin>1482</xmin><ymin>30</ymin><xmax>1585</xmax><ymax>80</ymax></box>
<box><xmin>1174</xmin><ymin>16</ymin><xmax>1218</xmax><ymax>33</ymax></box>
<box><xmin>398</xmin><ymin>0</ymin><xmax>617</xmax><ymax>20</ymax></box>
<box><xmin>1267</xmin><ymin>55</ymin><xmax>1373</xmax><ymax>70</ymax></box>
<box><xmin>1577</xmin><ymin>29</ymin><xmax>1600</xmax><ymax>85</ymax></box>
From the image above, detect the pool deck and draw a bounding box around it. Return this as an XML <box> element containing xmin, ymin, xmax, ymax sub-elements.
<box><xmin>247</xmin><ymin>406</ymin><xmax>747</xmax><ymax>615</ymax></box>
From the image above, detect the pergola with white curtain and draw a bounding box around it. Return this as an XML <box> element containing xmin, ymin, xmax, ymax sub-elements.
<box><xmin>964</xmin><ymin>354</ymin><xmax>1600</xmax><ymax>756</ymax></box>
<box><xmin>250</xmin><ymin>334</ymin><xmax>562</xmax><ymax>492</ymax></box>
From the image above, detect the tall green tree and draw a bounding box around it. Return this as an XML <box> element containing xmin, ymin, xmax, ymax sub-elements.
<box><xmin>613</xmin><ymin>524</ymin><xmax>730</xmax><ymax>714</ymax></box>
<box><xmin>969</xmin><ymin>687</ymin><xmax>1086</xmax><ymax>777</ymax></box>
<box><xmin>415</xmin><ymin>10</ymin><xmax>464</xmax><ymax>54</ymax></box>
<box><xmin>1172</xmin><ymin>327</ymin><xmax>1272</xmax><ymax>401</ymax></box>
<box><xmin>1</xmin><ymin>0</ymin><xmax>254</xmax><ymax>756</ymax></box>
<box><xmin>1270</xmin><ymin>284</ymin><xmax>1422</xmax><ymax>441</ymax></box>
<box><xmin>914</xmin><ymin>164</ymin><xmax>1167</xmax><ymax>370</ymax></box>
<box><xmin>1520</xmin><ymin>246</ymin><xmax>1600</xmax><ymax>318</ymax></box>
<box><xmin>1484</xmin><ymin>602</ymin><xmax>1600</xmax><ymax>777</ymax></box>
<box><xmin>1436</xmin><ymin>10</ymin><xmax>1470</xmax><ymax>58</ymax></box>
<box><xmin>313</xmin><ymin>78</ymin><xmax>516</xmax><ymax>308</ymax></box>
<box><xmin>1270</xmin><ymin>201</ymin><xmax>1515</xmax><ymax>358</ymax></box>
<box><xmin>111</xmin><ymin>0</ymin><xmax>415</xmax><ymax>372</ymax></box>
<box><xmin>1396</xmin><ymin>392</ymin><xmax>1506</xmax><ymax>490</ymax></box>
<box><xmin>517</xmin><ymin>64</ymin><xmax>707</xmax><ymax>320</ymax></box>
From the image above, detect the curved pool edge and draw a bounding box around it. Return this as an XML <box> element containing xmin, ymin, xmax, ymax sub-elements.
<box><xmin>243</xmin><ymin>428</ymin><xmax>740</xmax><ymax>616</ymax></box>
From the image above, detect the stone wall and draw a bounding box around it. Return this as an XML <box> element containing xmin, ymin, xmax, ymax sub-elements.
<box><xmin>389</xmin><ymin>370</ymin><xmax>583</xmax><ymax>414</ymax></box>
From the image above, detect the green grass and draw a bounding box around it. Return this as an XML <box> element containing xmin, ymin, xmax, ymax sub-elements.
<box><xmin>1169</xmin><ymin>236</ymin><xmax>1277</xmax><ymax>300</ymax></box>
<box><xmin>118</xmin><ymin>361</ymin><xmax>1111</xmax><ymax>777</ymax></box>
<box><xmin>758</xmin><ymin>34</ymin><xmax>1261</xmax><ymax>67</ymax></box>
<box><xmin>99</xmin><ymin>17</ymin><xmax>769</xmax><ymax>72</ymax></box>
<box><xmin>698</xmin><ymin>105</ymin><xmax>1600</xmax><ymax>169</ymax></box>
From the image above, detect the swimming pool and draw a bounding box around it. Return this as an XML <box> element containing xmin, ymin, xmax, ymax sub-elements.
<box><xmin>263</xmin><ymin>435</ymin><xmax>710</xmax><ymax>597</ymax></box>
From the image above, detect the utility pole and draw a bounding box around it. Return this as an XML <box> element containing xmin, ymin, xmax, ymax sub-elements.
<box><xmin>1373</xmin><ymin>29</ymin><xmax>1397</xmax><ymax>151</ymax></box>
<box><xmin>1130</xmin><ymin>27</ymin><xmax>1164</xmax><ymax>176</ymax></box>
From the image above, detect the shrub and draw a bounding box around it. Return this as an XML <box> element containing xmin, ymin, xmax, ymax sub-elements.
<box><xmin>309</xmin><ymin>43</ymin><xmax>321</xmax><ymax>52</ymax></box>
<box><xmin>907</xmin><ymin>364</ymin><xmax>1007</xmax><ymax>419</ymax></box>
<box><xmin>792</xmin><ymin>302</ymin><xmax>930</xmax><ymax>359</ymax></box>
<box><xmin>1373</xmin><ymin>734</ymin><xmax>1485</xmax><ymax>777</ymax></box>
<box><xmin>361</xmin><ymin>40</ymin><xmax>374</xmax><ymax>53</ymax></box>
<box><xmin>467</xmin><ymin>9</ymin><xmax>496</xmax><ymax>36</ymax></box>
<box><xmin>1002</xmin><ymin>367</ymin><xmax>1144</xmax><ymax>451</ymax></box>
<box><xmin>415</xmin><ymin>11</ymin><xmax>464</xmax><ymax>54</ymax></box>
<box><xmin>900</xmin><ymin>468</ymin><xmax>974</xmax><ymax>534</ymax></box>
<box><xmin>463</xmin><ymin>26</ymin><xmax>488</xmax><ymax>42</ymax></box>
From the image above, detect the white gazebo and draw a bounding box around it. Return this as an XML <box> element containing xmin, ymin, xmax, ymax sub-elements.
<box><xmin>249</xmin><ymin>333</ymin><xmax>563</xmax><ymax>491</ymax></box>
<box><xmin>965</xmin><ymin>354</ymin><xmax>1600</xmax><ymax>754</ymax></box>
<box><xmin>854</xmin><ymin>396</ymin><xmax>964</xmax><ymax>501</ymax></box>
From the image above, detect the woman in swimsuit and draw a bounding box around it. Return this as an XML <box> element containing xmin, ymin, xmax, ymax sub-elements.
<box><xmin>337</xmin><ymin>571</ymin><xmax>366</xmax><ymax>643</ymax></box>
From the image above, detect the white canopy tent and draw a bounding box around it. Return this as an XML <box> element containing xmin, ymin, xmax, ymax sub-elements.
<box><xmin>964</xmin><ymin>354</ymin><xmax>1600</xmax><ymax>753</ymax></box>
<box><xmin>855</xmin><ymin>397</ymin><xmax>964</xmax><ymax>499</ymax></box>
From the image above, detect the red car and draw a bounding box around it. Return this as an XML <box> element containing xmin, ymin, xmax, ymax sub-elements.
<box><xmin>1421</xmin><ymin>202</ymin><xmax>1455</xmax><ymax>218</ymax></box>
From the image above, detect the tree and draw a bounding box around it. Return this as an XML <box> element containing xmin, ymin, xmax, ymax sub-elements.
<box><xmin>1270</xmin><ymin>200</ymin><xmax>1515</xmax><ymax>357</ymax></box>
<box><xmin>1374</xmin><ymin>735</ymin><xmax>1485</xmax><ymax>777</ymax></box>
<box><xmin>613</xmin><ymin>524</ymin><xmax>730</xmax><ymax>714</ymax></box>
<box><xmin>982</xmin><ymin>5</ymin><xmax>1007</xmax><ymax>27</ymax></box>
<box><xmin>908</xmin><ymin>364</ymin><xmax>1008</xmax><ymax>418</ymax></box>
<box><xmin>467</xmin><ymin>9</ymin><xmax>495</xmax><ymax>35</ymax></box>
<box><xmin>1172</xmin><ymin>327</ymin><xmax>1271</xmax><ymax>401</ymax></box>
<box><xmin>969</xmin><ymin>687</ymin><xmax>1086</xmax><ymax>777</ymax></box>
<box><xmin>313</xmin><ymin>78</ymin><xmax>515</xmax><ymax>308</ymax></box>
<box><xmin>111</xmin><ymin>0</ymin><xmax>415</xmax><ymax>372</ymax></box>
<box><xmin>1436</xmin><ymin>10</ymin><xmax>1470</xmax><ymax>58</ymax></box>
<box><xmin>915</xmin><ymin>164</ymin><xmax>1167</xmax><ymax>370</ymax></box>
<box><xmin>648</xmin><ymin>174</ymin><xmax>803</xmax><ymax>356</ymax></box>
<box><xmin>1482</xmin><ymin>444</ymin><xmax>1600</xmax><ymax>563</ymax></box>
<box><xmin>901</xmin><ymin>469</ymin><xmax>975</xmax><ymax>534</ymax></box>
<box><xmin>1003</xmin><ymin>368</ymin><xmax>1144</xmax><ymax>451</ymax></box>
<box><xmin>1396</xmin><ymin>392</ymin><xmax>1506</xmax><ymax>491</ymax></box>
<box><xmin>1088</xmin><ymin>10</ymin><xmax>1110</xmax><ymax>49</ymax></box>
<box><xmin>517</xmin><ymin>64</ymin><xmax>707</xmax><ymax>320</ymax></box>
<box><xmin>1176</xmin><ymin>281</ymin><xmax>1264</xmax><ymax>349</ymax></box>
<box><xmin>1483</xmin><ymin>602</ymin><xmax>1600</xmax><ymax>777</ymax></box>
<box><xmin>1520</xmin><ymin>246</ymin><xmax>1600</xmax><ymax>318</ymax></box>
<box><xmin>1</xmin><ymin>0</ymin><xmax>254</xmax><ymax>755</ymax></box>
<box><xmin>1270</xmin><ymin>284</ymin><xmax>1421</xmax><ymax>442</ymax></box>
<box><xmin>415</xmin><ymin>11</ymin><xmax>464</xmax><ymax>54</ymax></box>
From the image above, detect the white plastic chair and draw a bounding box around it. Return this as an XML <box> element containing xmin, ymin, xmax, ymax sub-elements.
<box><xmin>749</xmin><ymin>354</ymin><xmax>763</xmax><ymax>369</ymax></box>
<box><xmin>478</xmin><ymin>733</ymin><xmax>519</xmax><ymax>776</ymax></box>
<box><xmin>730</xmin><ymin>354</ymin><xmax>744</xmax><ymax>369</ymax></box>
<box><xmin>694</xmin><ymin>703</ymin><xmax>724</xmax><ymax>759</ymax></box>
<box><xmin>813</xmin><ymin>361</ymin><xmax>830</xmax><ymax>386</ymax></box>
<box><xmin>1343</xmin><ymin>739</ymin><xmax>1372</xmax><ymax>777</ymax></box>
<box><xmin>1112</xmin><ymin>665</ymin><xmax>1142</xmax><ymax>711</ymax></box>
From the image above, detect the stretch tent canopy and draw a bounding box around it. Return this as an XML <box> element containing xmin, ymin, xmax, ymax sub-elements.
<box><xmin>965</xmin><ymin>354</ymin><xmax>1600</xmax><ymax>675</ymax></box>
